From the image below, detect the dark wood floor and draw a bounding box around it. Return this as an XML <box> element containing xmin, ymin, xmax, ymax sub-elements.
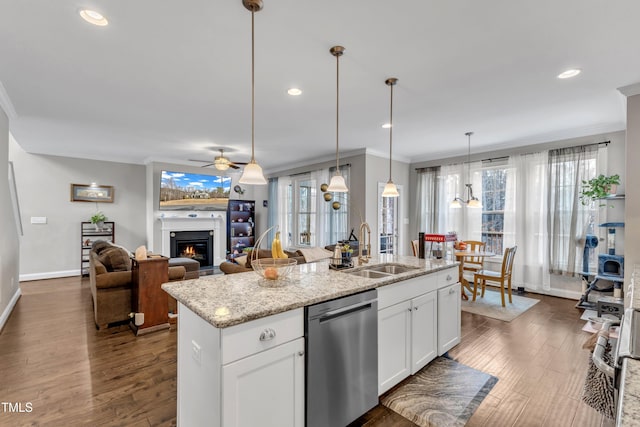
<box><xmin>0</xmin><ymin>277</ymin><xmax>613</xmax><ymax>426</ymax></box>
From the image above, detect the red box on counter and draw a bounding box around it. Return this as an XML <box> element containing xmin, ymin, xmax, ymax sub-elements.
<box><xmin>424</xmin><ymin>233</ymin><xmax>457</xmax><ymax>243</ymax></box>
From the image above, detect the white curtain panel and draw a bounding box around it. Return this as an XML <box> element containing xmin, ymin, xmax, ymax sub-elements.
<box><xmin>437</xmin><ymin>162</ymin><xmax>482</xmax><ymax>240</ymax></box>
<box><xmin>311</xmin><ymin>169</ymin><xmax>330</xmax><ymax>248</ymax></box>
<box><xmin>276</xmin><ymin>176</ymin><xmax>292</xmax><ymax>249</ymax></box>
<box><xmin>416</xmin><ymin>168</ymin><xmax>439</xmax><ymax>234</ymax></box>
<box><xmin>504</xmin><ymin>151</ymin><xmax>551</xmax><ymax>291</ymax></box>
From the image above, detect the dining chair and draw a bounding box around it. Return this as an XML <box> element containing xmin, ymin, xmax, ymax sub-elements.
<box><xmin>463</xmin><ymin>240</ymin><xmax>486</xmax><ymax>273</ymax></box>
<box><xmin>411</xmin><ymin>239</ymin><xmax>419</xmax><ymax>257</ymax></box>
<box><xmin>472</xmin><ymin>246</ymin><xmax>518</xmax><ymax>307</ymax></box>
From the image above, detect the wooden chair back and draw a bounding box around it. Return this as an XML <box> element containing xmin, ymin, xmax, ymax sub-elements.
<box><xmin>501</xmin><ymin>245</ymin><xmax>517</xmax><ymax>279</ymax></box>
<box><xmin>463</xmin><ymin>240</ymin><xmax>486</xmax><ymax>271</ymax></box>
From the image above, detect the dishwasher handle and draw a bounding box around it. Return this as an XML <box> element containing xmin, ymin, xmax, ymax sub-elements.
<box><xmin>318</xmin><ymin>300</ymin><xmax>375</xmax><ymax>323</ymax></box>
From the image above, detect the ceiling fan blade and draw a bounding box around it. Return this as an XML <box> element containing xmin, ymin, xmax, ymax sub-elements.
<box><xmin>229</xmin><ymin>164</ymin><xmax>241</xmax><ymax>169</ymax></box>
<box><xmin>231</xmin><ymin>162</ymin><xmax>248</xmax><ymax>166</ymax></box>
<box><xmin>189</xmin><ymin>159</ymin><xmax>213</xmax><ymax>163</ymax></box>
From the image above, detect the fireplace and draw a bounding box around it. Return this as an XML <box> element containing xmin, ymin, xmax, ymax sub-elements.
<box><xmin>170</xmin><ymin>230</ymin><xmax>214</xmax><ymax>273</ymax></box>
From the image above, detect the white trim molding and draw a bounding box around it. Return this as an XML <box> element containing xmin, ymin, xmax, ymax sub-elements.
<box><xmin>0</xmin><ymin>80</ymin><xmax>17</xmax><ymax>120</ymax></box>
<box><xmin>20</xmin><ymin>269</ymin><xmax>80</xmax><ymax>282</ymax></box>
<box><xmin>618</xmin><ymin>82</ymin><xmax>640</xmax><ymax>97</ymax></box>
<box><xmin>0</xmin><ymin>288</ymin><xmax>21</xmax><ymax>331</ymax></box>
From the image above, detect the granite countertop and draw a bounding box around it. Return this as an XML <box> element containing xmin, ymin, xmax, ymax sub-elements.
<box><xmin>618</xmin><ymin>267</ymin><xmax>640</xmax><ymax>426</ymax></box>
<box><xmin>162</xmin><ymin>254</ymin><xmax>458</xmax><ymax>328</ymax></box>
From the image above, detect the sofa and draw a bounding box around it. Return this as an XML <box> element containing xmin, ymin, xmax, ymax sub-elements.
<box><xmin>219</xmin><ymin>247</ymin><xmax>332</xmax><ymax>274</ymax></box>
<box><xmin>89</xmin><ymin>240</ymin><xmax>188</xmax><ymax>329</ymax></box>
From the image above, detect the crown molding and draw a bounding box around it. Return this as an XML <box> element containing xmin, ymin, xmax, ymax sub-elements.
<box><xmin>618</xmin><ymin>82</ymin><xmax>640</xmax><ymax>97</ymax></box>
<box><xmin>0</xmin><ymin>80</ymin><xmax>17</xmax><ymax>120</ymax></box>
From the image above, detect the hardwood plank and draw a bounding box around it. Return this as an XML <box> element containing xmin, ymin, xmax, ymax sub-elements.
<box><xmin>0</xmin><ymin>277</ymin><xmax>609</xmax><ymax>426</ymax></box>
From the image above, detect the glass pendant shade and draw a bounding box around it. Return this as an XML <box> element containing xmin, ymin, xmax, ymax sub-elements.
<box><xmin>327</xmin><ymin>173</ymin><xmax>348</xmax><ymax>192</ymax></box>
<box><xmin>239</xmin><ymin>160</ymin><xmax>267</xmax><ymax>185</ymax></box>
<box><xmin>382</xmin><ymin>180</ymin><xmax>399</xmax><ymax>197</ymax></box>
<box><xmin>467</xmin><ymin>197</ymin><xmax>482</xmax><ymax>208</ymax></box>
<box><xmin>450</xmin><ymin>199</ymin><xmax>463</xmax><ymax>209</ymax></box>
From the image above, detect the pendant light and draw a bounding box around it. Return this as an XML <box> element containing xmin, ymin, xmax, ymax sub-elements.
<box><xmin>382</xmin><ymin>78</ymin><xmax>399</xmax><ymax>198</ymax></box>
<box><xmin>326</xmin><ymin>46</ymin><xmax>349</xmax><ymax>192</ymax></box>
<box><xmin>451</xmin><ymin>131</ymin><xmax>482</xmax><ymax>208</ymax></box>
<box><xmin>239</xmin><ymin>0</ymin><xmax>267</xmax><ymax>185</ymax></box>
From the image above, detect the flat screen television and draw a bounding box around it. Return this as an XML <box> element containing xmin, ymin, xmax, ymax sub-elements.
<box><xmin>159</xmin><ymin>170</ymin><xmax>232</xmax><ymax>211</ymax></box>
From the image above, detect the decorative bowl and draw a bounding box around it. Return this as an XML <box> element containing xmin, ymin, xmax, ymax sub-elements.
<box><xmin>252</xmin><ymin>258</ymin><xmax>298</xmax><ymax>282</ymax></box>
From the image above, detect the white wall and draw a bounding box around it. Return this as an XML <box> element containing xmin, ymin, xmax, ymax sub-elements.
<box><xmin>9</xmin><ymin>140</ymin><xmax>146</xmax><ymax>280</ymax></box>
<box><xmin>0</xmin><ymin>105</ymin><xmax>21</xmax><ymax>329</ymax></box>
<box><xmin>624</xmin><ymin>91</ymin><xmax>640</xmax><ymax>289</ymax></box>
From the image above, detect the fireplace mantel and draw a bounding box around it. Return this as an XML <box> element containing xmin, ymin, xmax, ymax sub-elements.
<box><xmin>159</xmin><ymin>214</ymin><xmax>226</xmax><ymax>267</ymax></box>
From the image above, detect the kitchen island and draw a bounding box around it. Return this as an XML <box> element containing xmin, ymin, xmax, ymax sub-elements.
<box><xmin>162</xmin><ymin>254</ymin><xmax>459</xmax><ymax>427</ymax></box>
<box><xmin>617</xmin><ymin>267</ymin><xmax>640</xmax><ymax>426</ymax></box>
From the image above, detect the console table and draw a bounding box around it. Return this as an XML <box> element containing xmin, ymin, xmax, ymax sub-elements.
<box><xmin>131</xmin><ymin>256</ymin><xmax>170</xmax><ymax>335</ymax></box>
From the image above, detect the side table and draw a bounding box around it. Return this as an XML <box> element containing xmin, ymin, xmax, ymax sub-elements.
<box><xmin>131</xmin><ymin>256</ymin><xmax>170</xmax><ymax>335</ymax></box>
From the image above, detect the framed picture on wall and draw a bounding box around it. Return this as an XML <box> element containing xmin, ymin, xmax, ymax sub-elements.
<box><xmin>70</xmin><ymin>183</ymin><xmax>114</xmax><ymax>203</ymax></box>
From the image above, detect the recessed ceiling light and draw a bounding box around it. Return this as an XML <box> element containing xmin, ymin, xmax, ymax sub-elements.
<box><xmin>557</xmin><ymin>69</ymin><xmax>581</xmax><ymax>79</ymax></box>
<box><xmin>381</xmin><ymin>123</ymin><xmax>392</xmax><ymax>129</ymax></box>
<box><xmin>79</xmin><ymin>9</ymin><xmax>109</xmax><ymax>26</ymax></box>
<box><xmin>287</xmin><ymin>88</ymin><xmax>302</xmax><ymax>96</ymax></box>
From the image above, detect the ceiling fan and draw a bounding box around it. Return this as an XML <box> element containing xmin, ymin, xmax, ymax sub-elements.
<box><xmin>189</xmin><ymin>149</ymin><xmax>248</xmax><ymax>171</ymax></box>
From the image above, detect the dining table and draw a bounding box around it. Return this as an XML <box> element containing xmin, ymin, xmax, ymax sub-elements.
<box><xmin>454</xmin><ymin>250</ymin><xmax>495</xmax><ymax>300</ymax></box>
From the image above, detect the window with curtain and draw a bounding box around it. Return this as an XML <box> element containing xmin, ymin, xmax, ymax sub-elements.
<box><xmin>547</xmin><ymin>146</ymin><xmax>600</xmax><ymax>276</ymax></box>
<box><xmin>275</xmin><ymin>165</ymin><xmax>350</xmax><ymax>249</ymax></box>
<box><xmin>416</xmin><ymin>167</ymin><xmax>439</xmax><ymax>234</ymax></box>
<box><xmin>481</xmin><ymin>162</ymin><xmax>507</xmax><ymax>254</ymax></box>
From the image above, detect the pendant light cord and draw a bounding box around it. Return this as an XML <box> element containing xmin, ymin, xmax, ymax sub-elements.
<box><xmin>389</xmin><ymin>83</ymin><xmax>394</xmax><ymax>181</ymax></box>
<box><xmin>335</xmin><ymin>52</ymin><xmax>340</xmax><ymax>173</ymax></box>
<box><xmin>251</xmin><ymin>9</ymin><xmax>255</xmax><ymax>162</ymax></box>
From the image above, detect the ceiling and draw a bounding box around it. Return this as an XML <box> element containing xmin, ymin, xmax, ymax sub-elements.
<box><xmin>1</xmin><ymin>0</ymin><xmax>638</xmax><ymax>172</ymax></box>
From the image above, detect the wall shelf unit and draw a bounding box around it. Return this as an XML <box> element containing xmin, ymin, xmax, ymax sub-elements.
<box><xmin>81</xmin><ymin>221</ymin><xmax>115</xmax><ymax>276</ymax></box>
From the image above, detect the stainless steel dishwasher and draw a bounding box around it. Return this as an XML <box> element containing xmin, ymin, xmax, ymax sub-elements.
<box><xmin>305</xmin><ymin>289</ymin><xmax>378</xmax><ymax>427</ymax></box>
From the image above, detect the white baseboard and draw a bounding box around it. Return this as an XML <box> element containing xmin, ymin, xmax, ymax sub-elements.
<box><xmin>0</xmin><ymin>287</ymin><xmax>22</xmax><ymax>331</ymax></box>
<box><xmin>524</xmin><ymin>287</ymin><xmax>582</xmax><ymax>300</ymax></box>
<box><xmin>19</xmin><ymin>269</ymin><xmax>80</xmax><ymax>282</ymax></box>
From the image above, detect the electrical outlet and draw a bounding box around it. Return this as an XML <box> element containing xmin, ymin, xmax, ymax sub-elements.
<box><xmin>191</xmin><ymin>340</ymin><xmax>201</xmax><ymax>365</ymax></box>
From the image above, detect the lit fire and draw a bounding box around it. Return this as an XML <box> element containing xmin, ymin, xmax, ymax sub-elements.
<box><xmin>181</xmin><ymin>246</ymin><xmax>196</xmax><ymax>258</ymax></box>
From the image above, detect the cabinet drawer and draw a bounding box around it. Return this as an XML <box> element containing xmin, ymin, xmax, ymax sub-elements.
<box><xmin>222</xmin><ymin>308</ymin><xmax>304</xmax><ymax>364</ymax></box>
<box><xmin>378</xmin><ymin>275</ymin><xmax>437</xmax><ymax>310</ymax></box>
<box><xmin>438</xmin><ymin>267</ymin><xmax>458</xmax><ymax>288</ymax></box>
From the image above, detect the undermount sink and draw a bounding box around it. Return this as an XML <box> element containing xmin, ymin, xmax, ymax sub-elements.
<box><xmin>363</xmin><ymin>264</ymin><xmax>419</xmax><ymax>275</ymax></box>
<box><xmin>345</xmin><ymin>270</ymin><xmax>393</xmax><ymax>279</ymax></box>
<box><xmin>343</xmin><ymin>263</ymin><xmax>420</xmax><ymax>278</ymax></box>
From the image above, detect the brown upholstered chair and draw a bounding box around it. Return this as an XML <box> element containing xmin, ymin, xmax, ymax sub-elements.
<box><xmin>472</xmin><ymin>246</ymin><xmax>517</xmax><ymax>307</ymax></box>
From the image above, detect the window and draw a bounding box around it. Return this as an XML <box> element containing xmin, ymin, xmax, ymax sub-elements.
<box><xmin>278</xmin><ymin>165</ymin><xmax>350</xmax><ymax>249</ymax></box>
<box><xmin>481</xmin><ymin>166</ymin><xmax>507</xmax><ymax>254</ymax></box>
<box><xmin>285</xmin><ymin>175</ymin><xmax>317</xmax><ymax>247</ymax></box>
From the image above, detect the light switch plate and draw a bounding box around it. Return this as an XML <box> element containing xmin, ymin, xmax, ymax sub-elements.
<box><xmin>30</xmin><ymin>217</ymin><xmax>47</xmax><ymax>224</ymax></box>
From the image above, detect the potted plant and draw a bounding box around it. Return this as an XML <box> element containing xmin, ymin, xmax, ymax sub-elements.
<box><xmin>91</xmin><ymin>211</ymin><xmax>107</xmax><ymax>230</ymax></box>
<box><xmin>579</xmin><ymin>174</ymin><xmax>621</xmax><ymax>206</ymax></box>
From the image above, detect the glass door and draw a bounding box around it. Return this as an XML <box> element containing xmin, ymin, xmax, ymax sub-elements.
<box><xmin>378</xmin><ymin>183</ymin><xmax>402</xmax><ymax>254</ymax></box>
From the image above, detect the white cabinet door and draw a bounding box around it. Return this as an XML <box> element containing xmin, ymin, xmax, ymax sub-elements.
<box><xmin>378</xmin><ymin>300</ymin><xmax>412</xmax><ymax>395</ymax></box>
<box><xmin>438</xmin><ymin>282</ymin><xmax>461</xmax><ymax>355</ymax></box>
<box><xmin>223</xmin><ymin>337</ymin><xmax>305</xmax><ymax>427</ymax></box>
<box><xmin>410</xmin><ymin>291</ymin><xmax>437</xmax><ymax>374</ymax></box>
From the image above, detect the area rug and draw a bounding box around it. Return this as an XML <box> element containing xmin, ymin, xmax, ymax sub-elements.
<box><xmin>461</xmin><ymin>288</ymin><xmax>539</xmax><ymax>322</ymax></box>
<box><xmin>381</xmin><ymin>357</ymin><xmax>498</xmax><ymax>427</ymax></box>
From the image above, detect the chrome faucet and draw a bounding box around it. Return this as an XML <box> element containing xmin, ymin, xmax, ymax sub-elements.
<box><xmin>358</xmin><ymin>222</ymin><xmax>371</xmax><ymax>266</ymax></box>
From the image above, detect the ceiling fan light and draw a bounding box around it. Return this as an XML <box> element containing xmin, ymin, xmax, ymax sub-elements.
<box><xmin>327</xmin><ymin>174</ymin><xmax>348</xmax><ymax>192</ymax></box>
<box><xmin>214</xmin><ymin>157</ymin><xmax>231</xmax><ymax>171</ymax></box>
<box><xmin>382</xmin><ymin>180</ymin><xmax>399</xmax><ymax>197</ymax></box>
<box><xmin>239</xmin><ymin>160</ymin><xmax>267</xmax><ymax>185</ymax></box>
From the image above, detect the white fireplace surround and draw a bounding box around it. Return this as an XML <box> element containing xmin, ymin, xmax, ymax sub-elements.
<box><xmin>159</xmin><ymin>214</ymin><xmax>226</xmax><ymax>267</ymax></box>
